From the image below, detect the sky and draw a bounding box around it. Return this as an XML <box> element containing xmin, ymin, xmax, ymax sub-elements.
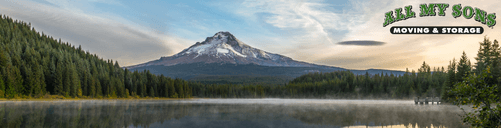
<box><xmin>0</xmin><ymin>0</ymin><xmax>500</xmax><ymax>71</ymax></box>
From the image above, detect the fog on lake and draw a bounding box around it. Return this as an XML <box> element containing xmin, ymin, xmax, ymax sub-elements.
<box><xmin>0</xmin><ymin>99</ymin><xmax>468</xmax><ymax>128</ymax></box>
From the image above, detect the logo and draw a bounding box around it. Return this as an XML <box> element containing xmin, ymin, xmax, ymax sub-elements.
<box><xmin>383</xmin><ymin>3</ymin><xmax>496</xmax><ymax>34</ymax></box>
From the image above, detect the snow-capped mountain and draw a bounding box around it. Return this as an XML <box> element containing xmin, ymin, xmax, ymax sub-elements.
<box><xmin>125</xmin><ymin>31</ymin><xmax>405</xmax><ymax>80</ymax></box>
<box><xmin>127</xmin><ymin>31</ymin><xmax>317</xmax><ymax>69</ymax></box>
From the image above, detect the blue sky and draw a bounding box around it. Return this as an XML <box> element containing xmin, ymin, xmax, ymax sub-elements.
<box><xmin>1</xmin><ymin>0</ymin><xmax>500</xmax><ymax>70</ymax></box>
<box><xmin>77</xmin><ymin>0</ymin><xmax>352</xmax><ymax>42</ymax></box>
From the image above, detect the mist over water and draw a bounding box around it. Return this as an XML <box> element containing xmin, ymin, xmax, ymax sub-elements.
<box><xmin>0</xmin><ymin>99</ymin><xmax>467</xmax><ymax>128</ymax></box>
<box><xmin>176</xmin><ymin>98</ymin><xmax>416</xmax><ymax>104</ymax></box>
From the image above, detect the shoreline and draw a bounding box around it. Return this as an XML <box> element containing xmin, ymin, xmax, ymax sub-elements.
<box><xmin>0</xmin><ymin>97</ymin><xmax>201</xmax><ymax>102</ymax></box>
<box><xmin>0</xmin><ymin>97</ymin><xmax>429</xmax><ymax>102</ymax></box>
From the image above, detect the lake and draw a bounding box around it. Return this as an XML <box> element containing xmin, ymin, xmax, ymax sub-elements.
<box><xmin>0</xmin><ymin>99</ymin><xmax>468</xmax><ymax>128</ymax></box>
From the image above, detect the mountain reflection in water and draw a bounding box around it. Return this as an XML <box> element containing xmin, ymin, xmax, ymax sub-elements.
<box><xmin>0</xmin><ymin>99</ymin><xmax>467</xmax><ymax>128</ymax></box>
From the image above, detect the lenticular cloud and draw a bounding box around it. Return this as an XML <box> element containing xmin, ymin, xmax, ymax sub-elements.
<box><xmin>337</xmin><ymin>40</ymin><xmax>386</xmax><ymax>46</ymax></box>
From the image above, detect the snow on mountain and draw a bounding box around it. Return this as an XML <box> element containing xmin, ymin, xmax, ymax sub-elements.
<box><xmin>127</xmin><ymin>31</ymin><xmax>317</xmax><ymax>69</ymax></box>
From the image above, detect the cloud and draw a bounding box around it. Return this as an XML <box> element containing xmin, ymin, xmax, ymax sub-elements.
<box><xmin>338</xmin><ymin>40</ymin><xmax>386</xmax><ymax>46</ymax></box>
<box><xmin>0</xmin><ymin>0</ymin><xmax>192</xmax><ymax>66</ymax></box>
<box><xmin>235</xmin><ymin>0</ymin><xmax>365</xmax><ymax>63</ymax></box>
<box><xmin>239</xmin><ymin>0</ymin><xmax>358</xmax><ymax>44</ymax></box>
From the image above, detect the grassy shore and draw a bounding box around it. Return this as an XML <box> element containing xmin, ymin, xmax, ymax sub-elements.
<box><xmin>0</xmin><ymin>95</ymin><xmax>198</xmax><ymax>101</ymax></box>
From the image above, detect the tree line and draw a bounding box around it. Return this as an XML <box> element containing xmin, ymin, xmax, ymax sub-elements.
<box><xmin>0</xmin><ymin>15</ymin><xmax>191</xmax><ymax>98</ymax></box>
<box><xmin>189</xmin><ymin>66</ymin><xmax>447</xmax><ymax>99</ymax></box>
<box><xmin>189</xmin><ymin>38</ymin><xmax>501</xmax><ymax>100</ymax></box>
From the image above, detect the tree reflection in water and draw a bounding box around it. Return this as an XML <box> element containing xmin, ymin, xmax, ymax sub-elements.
<box><xmin>0</xmin><ymin>100</ymin><xmax>467</xmax><ymax>128</ymax></box>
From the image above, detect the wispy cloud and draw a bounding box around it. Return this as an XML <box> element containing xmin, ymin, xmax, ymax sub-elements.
<box><xmin>87</xmin><ymin>0</ymin><xmax>123</xmax><ymax>6</ymax></box>
<box><xmin>239</xmin><ymin>0</ymin><xmax>362</xmax><ymax>44</ymax></box>
<box><xmin>234</xmin><ymin>0</ymin><xmax>377</xmax><ymax>67</ymax></box>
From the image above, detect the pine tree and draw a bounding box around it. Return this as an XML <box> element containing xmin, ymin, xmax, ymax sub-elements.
<box><xmin>63</xmin><ymin>63</ymin><xmax>73</xmax><ymax>97</ymax></box>
<box><xmin>31</xmin><ymin>64</ymin><xmax>44</xmax><ymax>96</ymax></box>
<box><xmin>0</xmin><ymin>73</ymin><xmax>5</xmax><ymax>98</ymax></box>
<box><xmin>175</xmin><ymin>79</ymin><xmax>184</xmax><ymax>98</ymax></box>
<box><xmin>70</xmin><ymin>64</ymin><xmax>81</xmax><ymax>97</ymax></box>
<box><xmin>475</xmin><ymin>37</ymin><xmax>492</xmax><ymax>74</ymax></box>
<box><xmin>21</xmin><ymin>63</ymin><xmax>33</xmax><ymax>96</ymax></box>
<box><xmin>168</xmin><ymin>80</ymin><xmax>175</xmax><ymax>98</ymax></box>
<box><xmin>46</xmin><ymin>58</ymin><xmax>56</xmax><ymax>94</ymax></box>
<box><xmin>489</xmin><ymin>40</ymin><xmax>501</xmax><ymax>85</ymax></box>
<box><xmin>456</xmin><ymin>51</ymin><xmax>471</xmax><ymax>82</ymax></box>
<box><xmin>184</xmin><ymin>81</ymin><xmax>190</xmax><ymax>98</ymax></box>
<box><xmin>54</xmin><ymin>60</ymin><xmax>64</xmax><ymax>96</ymax></box>
<box><xmin>5</xmin><ymin>65</ymin><xmax>23</xmax><ymax>98</ymax></box>
<box><xmin>149</xmin><ymin>87</ymin><xmax>154</xmax><ymax>97</ymax></box>
<box><xmin>442</xmin><ymin>58</ymin><xmax>457</xmax><ymax>101</ymax></box>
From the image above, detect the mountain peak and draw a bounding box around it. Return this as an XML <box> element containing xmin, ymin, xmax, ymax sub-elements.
<box><xmin>213</xmin><ymin>31</ymin><xmax>233</xmax><ymax>38</ymax></box>
<box><xmin>207</xmin><ymin>31</ymin><xmax>241</xmax><ymax>46</ymax></box>
<box><xmin>175</xmin><ymin>31</ymin><xmax>251</xmax><ymax>57</ymax></box>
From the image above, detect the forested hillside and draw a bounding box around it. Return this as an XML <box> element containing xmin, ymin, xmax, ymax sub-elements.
<box><xmin>0</xmin><ymin>15</ymin><xmax>191</xmax><ymax>98</ymax></box>
<box><xmin>190</xmin><ymin>75</ymin><xmax>293</xmax><ymax>85</ymax></box>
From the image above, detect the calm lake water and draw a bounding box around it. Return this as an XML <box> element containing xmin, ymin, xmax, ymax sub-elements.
<box><xmin>0</xmin><ymin>99</ymin><xmax>468</xmax><ymax>128</ymax></box>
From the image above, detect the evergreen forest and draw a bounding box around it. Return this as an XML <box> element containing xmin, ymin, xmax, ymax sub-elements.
<box><xmin>0</xmin><ymin>15</ymin><xmax>192</xmax><ymax>99</ymax></box>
